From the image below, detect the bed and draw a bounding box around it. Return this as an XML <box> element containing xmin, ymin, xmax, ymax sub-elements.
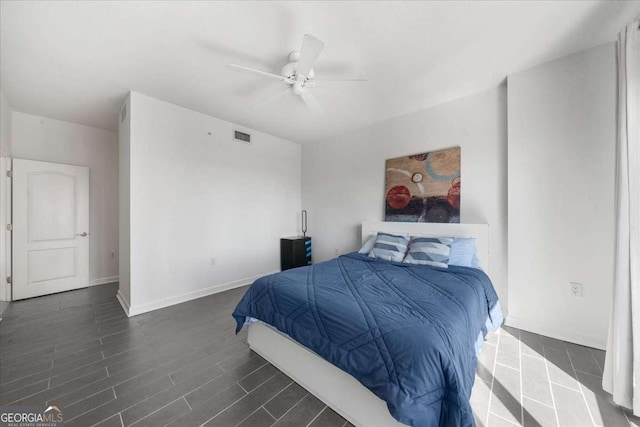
<box><xmin>232</xmin><ymin>222</ymin><xmax>502</xmax><ymax>427</ymax></box>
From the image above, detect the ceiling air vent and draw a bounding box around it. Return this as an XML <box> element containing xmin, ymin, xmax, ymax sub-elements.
<box><xmin>233</xmin><ymin>130</ymin><xmax>251</xmax><ymax>144</ymax></box>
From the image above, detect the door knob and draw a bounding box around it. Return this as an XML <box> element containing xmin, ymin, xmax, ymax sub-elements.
<box><xmin>75</xmin><ymin>232</ymin><xmax>88</xmax><ymax>237</ymax></box>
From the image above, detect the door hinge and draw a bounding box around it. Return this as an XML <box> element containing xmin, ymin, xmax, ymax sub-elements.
<box><xmin>6</xmin><ymin>170</ymin><xmax>12</xmax><ymax>178</ymax></box>
<box><xmin>6</xmin><ymin>277</ymin><xmax>11</xmax><ymax>284</ymax></box>
<box><xmin>6</xmin><ymin>224</ymin><xmax>12</xmax><ymax>231</ymax></box>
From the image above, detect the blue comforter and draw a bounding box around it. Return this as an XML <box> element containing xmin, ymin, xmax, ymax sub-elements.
<box><xmin>232</xmin><ymin>252</ymin><xmax>500</xmax><ymax>426</ymax></box>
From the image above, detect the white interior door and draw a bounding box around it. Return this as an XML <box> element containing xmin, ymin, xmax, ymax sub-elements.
<box><xmin>13</xmin><ymin>159</ymin><xmax>90</xmax><ymax>300</ymax></box>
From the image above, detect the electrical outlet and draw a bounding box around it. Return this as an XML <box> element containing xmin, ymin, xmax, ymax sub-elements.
<box><xmin>569</xmin><ymin>282</ymin><xmax>583</xmax><ymax>297</ymax></box>
<box><xmin>110</xmin><ymin>251</ymin><xmax>116</xmax><ymax>259</ymax></box>
<box><xmin>210</xmin><ymin>257</ymin><xmax>215</xmax><ymax>266</ymax></box>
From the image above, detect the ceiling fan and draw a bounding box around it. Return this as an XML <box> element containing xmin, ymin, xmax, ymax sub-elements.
<box><xmin>226</xmin><ymin>34</ymin><xmax>366</xmax><ymax>113</ymax></box>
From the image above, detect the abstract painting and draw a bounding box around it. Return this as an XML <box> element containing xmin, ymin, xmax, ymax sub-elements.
<box><xmin>384</xmin><ymin>147</ymin><xmax>461</xmax><ymax>223</ymax></box>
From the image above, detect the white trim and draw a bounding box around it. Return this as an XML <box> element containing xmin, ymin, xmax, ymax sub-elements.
<box><xmin>124</xmin><ymin>271</ymin><xmax>277</xmax><ymax>317</ymax></box>
<box><xmin>90</xmin><ymin>276</ymin><xmax>119</xmax><ymax>286</ymax></box>
<box><xmin>362</xmin><ymin>221</ymin><xmax>490</xmax><ymax>274</ymax></box>
<box><xmin>0</xmin><ymin>157</ymin><xmax>10</xmax><ymax>302</ymax></box>
<box><xmin>505</xmin><ymin>315</ymin><xmax>606</xmax><ymax>350</ymax></box>
<box><xmin>116</xmin><ymin>289</ymin><xmax>130</xmax><ymax>317</ymax></box>
<box><xmin>248</xmin><ymin>322</ymin><xmax>406</xmax><ymax>427</ymax></box>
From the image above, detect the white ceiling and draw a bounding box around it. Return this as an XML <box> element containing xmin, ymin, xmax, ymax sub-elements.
<box><xmin>1</xmin><ymin>1</ymin><xmax>639</xmax><ymax>144</ymax></box>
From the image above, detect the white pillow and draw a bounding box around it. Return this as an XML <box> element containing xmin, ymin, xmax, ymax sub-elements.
<box><xmin>358</xmin><ymin>235</ymin><xmax>377</xmax><ymax>254</ymax></box>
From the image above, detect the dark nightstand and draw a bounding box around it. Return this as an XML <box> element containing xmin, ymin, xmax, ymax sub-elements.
<box><xmin>280</xmin><ymin>236</ymin><xmax>312</xmax><ymax>271</ymax></box>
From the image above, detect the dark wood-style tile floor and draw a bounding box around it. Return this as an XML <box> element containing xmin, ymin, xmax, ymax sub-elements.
<box><xmin>0</xmin><ymin>283</ymin><xmax>351</xmax><ymax>427</ymax></box>
<box><xmin>0</xmin><ymin>283</ymin><xmax>637</xmax><ymax>427</ymax></box>
<box><xmin>475</xmin><ymin>326</ymin><xmax>639</xmax><ymax>427</ymax></box>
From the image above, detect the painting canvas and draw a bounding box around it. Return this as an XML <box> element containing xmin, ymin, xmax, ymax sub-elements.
<box><xmin>384</xmin><ymin>147</ymin><xmax>461</xmax><ymax>223</ymax></box>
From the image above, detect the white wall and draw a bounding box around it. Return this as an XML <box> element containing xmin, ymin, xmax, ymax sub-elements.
<box><xmin>122</xmin><ymin>92</ymin><xmax>301</xmax><ymax>315</ymax></box>
<box><xmin>0</xmin><ymin>91</ymin><xmax>12</xmax><ymax>305</ymax></box>
<box><xmin>118</xmin><ymin>96</ymin><xmax>131</xmax><ymax>307</ymax></box>
<box><xmin>301</xmin><ymin>86</ymin><xmax>508</xmax><ymax>306</ymax></box>
<box><xmin>507</xmin><ymin>43</ymin><xmax>616</xmax><ymax>349</ymax></box>
<box><xmin>12</xmin><ymin>112</ymin><xmax>119</xmax><ymax>285</ymax></box>
<box><xmin>0</xmin><ymin>92</ymin><xmax>11</xmax><ymax>157</ymax></box>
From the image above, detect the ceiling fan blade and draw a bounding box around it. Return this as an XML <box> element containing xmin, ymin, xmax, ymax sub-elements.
<box><xmin>313</xmin><ymin>78</ymin><xmax>367</xmax><ymax>82</ymax></box>
<box><xmin>250</xmin><ymin>86</ymin><xmax>291</xmax><ymax>110</ymax></box>
<box><xmin>226</xmin><ymin>64</ymin><xmax>288</xmax><ymax>81</ymax></box>
<box><xmin>299</xmin><ymin>89</ymin><xmax>324</xmax><ymax>114</ymax></box>
<box><xmin>297</xmin><ymin>34</ymin><xmax>324</xmax><ymax>78</ymax></box>
<box><xmin>305</xmin><ymin>78</ymin><xmax>366</xmax><ymax>89</ymax></box>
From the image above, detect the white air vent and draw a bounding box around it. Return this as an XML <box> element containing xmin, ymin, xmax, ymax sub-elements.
<box><xmin>233</xmin><ymin>130</ymin><xmax>251</xmax><ymax>144</ymax></box>
<box><xmin>120</xmin><ymin>104</ymin><xmax>127</xmax><ymax>122</ymax></box>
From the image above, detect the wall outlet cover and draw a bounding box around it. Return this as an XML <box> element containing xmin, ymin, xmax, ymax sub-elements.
<box><xmin>570</xmin><ymin>282</ymin><xmax>583</xmax><ymax>297</ymax></box>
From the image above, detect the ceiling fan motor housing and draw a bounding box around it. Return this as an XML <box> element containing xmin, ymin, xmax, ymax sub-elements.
<box><xmin>281</xmin><ymin>50</ymin><xmax>315</xmax><ymax>80</ymax></box>
<box><xmin>281</xmin><ymin>62</ymin><xmax>297</xmax><ymax>79</ymax></box>
<box><xmin>288</xmin><ymin>50</ymin><xmax>301</xmax><ymax>62</ymax></box>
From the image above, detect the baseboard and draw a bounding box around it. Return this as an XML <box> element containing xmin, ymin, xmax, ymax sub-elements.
<box><xmin>90</xmin><ymin>276</ymin><xmax>119</xmax><ymax>286</ymax></box>
<box><xmin>116</xmin><ymin>289</ymin><xmax>131</xmax><ymax>316</ymax></box>
<box><xmin>505</xmin><ymin>315</ymin><xmax>606</xmax><ymax>350</ymax></box>
<box><xmin>124</xmin><ymin>271</ymin><xmax>276</xmax><ymax>317</ymax></box>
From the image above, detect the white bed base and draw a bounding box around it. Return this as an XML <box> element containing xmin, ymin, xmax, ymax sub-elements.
<box><xmin>248</xmin><ymin>322</ymin><xmax>404</xmax><ymax>426</ymax></box>
<box><xmin>247</xmin><ymin>222</ymin><xmax>490</xmax><ymax>427</ymax></box>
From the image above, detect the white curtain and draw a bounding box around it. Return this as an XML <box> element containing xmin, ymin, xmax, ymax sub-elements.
<box><xmin>603</xmin><ymin>19</ymin><xmax>640</xmax><ymax>416</ymax></box>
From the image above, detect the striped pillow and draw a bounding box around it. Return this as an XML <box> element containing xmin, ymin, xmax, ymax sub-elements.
<box><xmin>368</xmin><ymin>232</ymin><xmax>410</xmax><ymax>262</ymax></box>
<box><xmin>403</xmin><ymin>237</ymin><xmax>454</xmax><ymax>268</ymax></box>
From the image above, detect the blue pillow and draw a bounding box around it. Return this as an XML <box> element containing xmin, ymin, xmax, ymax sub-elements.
<box><xmin>369</xmin><ymin>232</ymin><xmax>409</xmax><ymax>262</ymax></box>
<box><xmin>449</xmin><ymin>237</ymin><xmax>480</xmax><ymax>268</ymax></box>
<box><xmin>403</xmin><ymin>237</ymin><xmax>454</xmax><ymax>268</ymax></box>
